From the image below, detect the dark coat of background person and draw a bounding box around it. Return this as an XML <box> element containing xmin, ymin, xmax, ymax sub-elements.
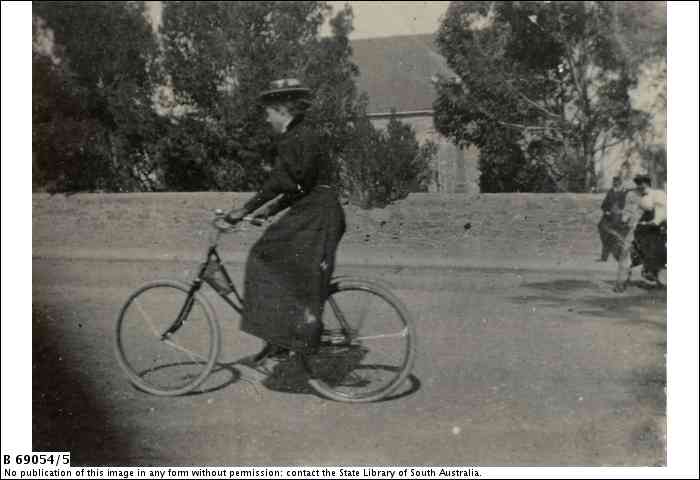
<box><xmin>598</xmin><ymin>186</ymin><xmax>627</xmax><ymax>261</ymax></box>
<box><xmin>240</xmin><ymin>118</ymin><xmax>346</xmax><ymax>352</ymax></box>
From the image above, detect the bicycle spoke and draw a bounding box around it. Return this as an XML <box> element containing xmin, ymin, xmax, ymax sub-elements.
<box><xmin>355</xmin><ymin>327</ymin><xmax>408</xmax><ymax>341</ymax></box>
<box><xmin>133</xmin><ymin>298</ymin><xmax>162</xmax><ymax>338</ymax></box>
<box><xmin>162</xmin><ymin>338</ymin><xmax>209</xmax><ymax>364</ymax></box>
<box><xmin>357</xmin><ymin>339</ymin><xmax>404</xmax><ymax>366</ymax></box>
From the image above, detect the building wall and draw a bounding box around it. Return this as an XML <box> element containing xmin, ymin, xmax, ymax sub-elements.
<box><xmin>368</xmin><ymin>112</ymin><xmax>480</xmax><ymax>194</ymax></box>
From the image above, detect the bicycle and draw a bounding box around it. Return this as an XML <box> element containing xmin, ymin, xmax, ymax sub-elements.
<box><xmin>114</xmin><ymin>209</ymin><xmax>416</xmax><ymax>403</ymax></box>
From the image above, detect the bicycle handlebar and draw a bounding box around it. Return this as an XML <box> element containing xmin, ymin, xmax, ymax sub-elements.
<box><xmin>212</xmin><ymin>209</ymin><xmax>266</xmax><ymax>232</ymax></box>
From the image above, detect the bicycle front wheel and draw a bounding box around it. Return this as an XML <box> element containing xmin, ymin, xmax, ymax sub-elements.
<box><xmin>115</xmin><ymin>280</ymin><xmax>220</xmax><ymax>396</ymax></box>
<box><xmin>304</xmin><ymin>277</ymin><xmax>416</xmax><ymax>403</ymax></box>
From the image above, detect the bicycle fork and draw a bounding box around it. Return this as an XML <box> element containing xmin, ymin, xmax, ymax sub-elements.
<box><xmin>160</xmin><ymin>279</ymin><xmax>203</xmax><ymax>340</ymax></box>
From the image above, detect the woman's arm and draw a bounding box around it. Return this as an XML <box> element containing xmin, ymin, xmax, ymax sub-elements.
<box><xmin>652</xmin><ymin>190</ymin><xmax>667</xmax><ymax>225</ymax></box>
<box><xmin>255</xmin><ymin>192</ymin><xmax>304</xmax><ymax>219</ymax></box>
<box><xmin>228</xmin><ymin>126</ymin><xmax>318</xmax><ymax>222</ymax></box>
<box><xmin>225</xmin><ymin>157</ymin><xmax>303</xmax><ymax>223</ymax></box>
<box><xmin>241</xmin><ymin>158</ymin><xmax>304</xmax><ymax>212</ymax></box>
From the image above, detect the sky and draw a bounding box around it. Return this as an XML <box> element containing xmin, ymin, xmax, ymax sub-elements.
<box><xmin>144</xmin><ymin>1</ymin><xmax>449</xmax><ymax>39</ymax></box>
<box><xmin>324</xmin><ymin>1</ymin><xmax>449</xmax><ymax>38</ymax></box>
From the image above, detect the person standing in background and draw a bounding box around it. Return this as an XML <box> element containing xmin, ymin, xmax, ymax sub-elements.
<box><xmin>618</xmin><ymin>160</ymin><xmax>636</xmax><ymax>191</ymax></box>
<box><xmin>597</xmin><ymin>176</ymin><xmax>627</xmax><ymax>262</ymax></box>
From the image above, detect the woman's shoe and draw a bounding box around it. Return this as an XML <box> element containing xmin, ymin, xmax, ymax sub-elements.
<box><xmin>250</xmin><ymin>343</ymin><xmax>291</xmax><ymax>364</ymax></box>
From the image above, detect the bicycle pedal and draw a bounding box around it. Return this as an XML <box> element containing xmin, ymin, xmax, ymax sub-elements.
<box><xmin>321</xmin><ymin>331</ymin><xmax>348</xmax><ymax>345</ymax></box>
<box><xmin>316</xmin><ymin>344</ymin><xmax>362</xmax><ymax>356</ymax></box>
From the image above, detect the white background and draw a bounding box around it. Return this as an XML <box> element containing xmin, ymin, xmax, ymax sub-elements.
<box><xmin>2</xmin><ymin>1</ymin><xmax>697</xmax><ymax>477</ymax></box>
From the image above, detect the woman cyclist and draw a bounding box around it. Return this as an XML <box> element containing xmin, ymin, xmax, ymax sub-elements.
<box><xmin>224</xmin><ymin>78</ymin><xmax>346</xmax><ymax>365</ymax></box>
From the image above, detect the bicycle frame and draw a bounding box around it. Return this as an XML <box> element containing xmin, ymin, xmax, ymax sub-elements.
<box><xmin>163</xmin><ymin>215</ymin><xmax>356</xmax><ymax>342</ymax></box>
<box><xmin>116</xmin><ymin>211</ymin><xmax>416</xmax><ymax>401</ymax></box>
<box><xmin>199</xmin><ymin>245</ymin><xmax>245</xmax><ymax>312</ymax></box>
<box><xmin>161</xmin><ymin>245</ymin><xmax>243</xmax><ymax>339</ymax></box>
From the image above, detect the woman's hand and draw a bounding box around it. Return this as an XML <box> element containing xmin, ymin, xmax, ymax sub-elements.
<box><xmin>253</xmin><ymin>212</ymin><xmax>269</xmax><ymax>223</ymax></box>
<box><xmin>254</xmin><ymin>205</ymin><xmax>275</xmax><ymax>221</ymax></box>
<box><xmin>224</xmin><ymin>208</ymin><xmax>246</xmax><ymax>225</ymax></box>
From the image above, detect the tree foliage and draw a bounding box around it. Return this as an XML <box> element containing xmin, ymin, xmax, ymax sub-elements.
<box><xmin>433</xmin><ymin>1</ymin><xmax>666</xmax><ymax>192</ymax></box>
<box><xmin>341</xmin><ymin>113</ymin><xmax>436</xmax><ymax>208</ymax></box>
<box><xmin>32</xmin><ymin>1</ymin><xmax>433</xmax><ymax>204</ymax></box>
<box><xmin>32</xmin><ymin>2</ymin><xmax>162</xmax><ymax>192</ymax></box>
<box><xmin>155</xmin><ymin>1</ymin><xmax>367</xmax><ymax>191</ymax></box>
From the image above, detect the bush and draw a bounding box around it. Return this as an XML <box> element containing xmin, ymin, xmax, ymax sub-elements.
<box><xmin>340</xmin><ymin>114</ymin><xmax>436</xmax><ymax>209</ymax></box>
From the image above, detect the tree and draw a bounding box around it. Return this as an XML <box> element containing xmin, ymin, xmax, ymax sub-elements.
<box><xmin>32</xmin><ymin>1</ymin><xmax>433</xmax><ymax>199</ymax></box>
<box><xmin>157</xmin><ymin>1</ymin><xmax>362</xmax><ymax>191</ymax></box>
<box><xmin>433</xmin><ymin>1</ymin><xmax>665</xmax><ymax>192</ymax></box>
<box><xmin>158</xmin><ymin>1</ymin><xmax>432</xmax><ymax>200</ymax></box>
<box><xmin>476</xmin><ymin>137</ymin><xmax>557</xmax><ymax>193</ymax></box>
<box><xmin>32</xmin><ymin>1</ymin><xmax>162</xmax><ymax>192</ymax></box>
<box><xmin>607</xmin><ymin>1</ymin><xmax>666</xmax><ymax>189</ymax></box>
<box><xmin>341</xmin><ymin>113</ymin><xmax>437</xmax><ymax>208</ymax></box>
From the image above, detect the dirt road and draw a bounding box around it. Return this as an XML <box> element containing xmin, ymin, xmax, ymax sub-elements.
<box><xmin>32</xmin><ymin>257</ymin><xmax>666</xmax><ymax>466</ymax></box>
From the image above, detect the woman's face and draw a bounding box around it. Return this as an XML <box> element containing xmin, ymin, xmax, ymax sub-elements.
<box><xmin>265</xmin><ymin>104</ymin><xmax>293</xmax><ymax>133</ymax></box>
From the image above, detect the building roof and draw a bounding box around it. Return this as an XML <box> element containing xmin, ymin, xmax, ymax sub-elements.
<box><xmin>350</xmin><ymin>34</ymin><xmax>453</xmax><ymax>114</ymax></box>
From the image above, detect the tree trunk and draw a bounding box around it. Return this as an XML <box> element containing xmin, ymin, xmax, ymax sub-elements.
<box><xmin>561</xmin><ymin>141</ymin><xmax>587</xmax><ymax>192</ymax></box>
<box><xmin>582</xmin><ymin>136</ymin><xmax>597</xmax><ymax>193</ymax></box>
<box><xmin>583</xmin><ymin>155</ymin><xmax>596</xmax><ymax>192</ymax></box>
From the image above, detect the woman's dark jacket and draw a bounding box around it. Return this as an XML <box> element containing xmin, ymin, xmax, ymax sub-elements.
<box><xmin>239</xmin><ymin>118</ymin><xmax>346</xmax><ymax>351</ymax></box>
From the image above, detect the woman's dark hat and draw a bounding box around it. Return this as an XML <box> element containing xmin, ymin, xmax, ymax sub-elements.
<box><xmin>259</xmin><ymin>78</ymin><xmax>312</xmax><ymax>104</ymax></box>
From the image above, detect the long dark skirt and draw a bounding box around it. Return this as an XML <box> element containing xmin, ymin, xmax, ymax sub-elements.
<box><xmin>241</xmin><ymin>187</ymin><xmax>346</xmax><ymax>352</ymax></box>
<box><xmin>631</xmin><ymin>223</ymin><xmax>667</xmax><ymax>273</ymax></box>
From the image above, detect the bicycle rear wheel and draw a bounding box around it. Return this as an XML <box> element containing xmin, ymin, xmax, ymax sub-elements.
<box><xmin>115</xmin><ymin>280</ymin><xmax>220</xmax><ymax>396</ymax></box>
<box><xmin>304</xmin><ymin>277</ymin><xmax>416</xmax><ymax>403</ymax></box>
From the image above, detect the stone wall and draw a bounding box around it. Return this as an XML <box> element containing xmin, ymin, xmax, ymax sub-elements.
<box><xmin>33</xmin><ymin>192</ymin><xmax>608</xmax><ymax>265</ymax></box>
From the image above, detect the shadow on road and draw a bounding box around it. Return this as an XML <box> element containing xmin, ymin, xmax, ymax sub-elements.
<box><xmin>126</xmin><ymin>361</ymin><xmax>244</xmax><ymax>396</ymax></box>
<box><xmin>124</xmin><ymin>351</ymin><xmax>422</xmax><ymax>402</ymax></box>
<box><xmin>515</xmin><ymin>277</ymin><xmax>667</xmax><ymax>465</ymax></box>
<box><xmin>522</xmin><ymin>279</ymin><xmax>602</xmax><ymax>292</ymax></box>
<box><xmin>513</xmin><ymin>278</ymin><xmax>666</xmax><ymax>324</ymax></box>
<box><xmin>195</xmin><ymin>363</ymin><xmax>243</xmax><ymax>394</ymax></box>
<box><xmin>377</xmin><ymin>374</ymin><xmax>421</xmax><ymax>403</ymax></box>
<box><xmin>621</xmin><ymin>364</ymin><xmax>667</xmax><ymax>465</ymax></box>
<box><xmin>624</xmin><ymin>365</ymin><xmax>666</xmax><ymax>416</ymax></box>
<box><xmin>236</xmin><ymin>355</ymin><xmax>422</xmax><ymax>402</ymax></box>
<box><xmin>33</xmin><ymin>304</ymin><xmax>137</xmax><ymax>466</ymax></box>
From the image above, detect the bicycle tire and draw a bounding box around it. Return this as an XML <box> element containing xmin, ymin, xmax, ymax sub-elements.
<box><xmin>303</xmin><ymin>277</ymin><xmax>416</xmax><ymax>403</ymax></box>
<box><xmin>115</xmin><ymin>280</ymin><xmax>220</xmax><ymax>396</ymax></box>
